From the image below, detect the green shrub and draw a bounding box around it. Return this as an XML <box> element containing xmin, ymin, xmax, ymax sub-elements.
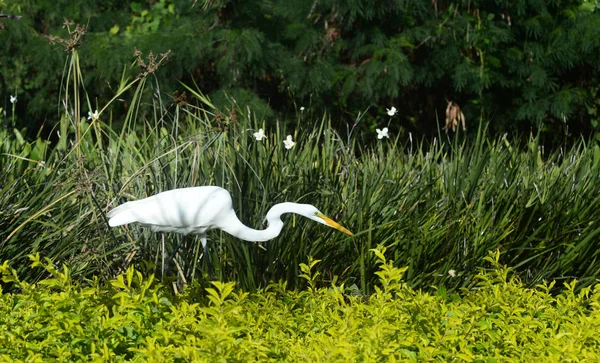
<box><xmin>1</xmin><ymin>248</ymin><xmax>599</xmax><ymax>361</ymax></box>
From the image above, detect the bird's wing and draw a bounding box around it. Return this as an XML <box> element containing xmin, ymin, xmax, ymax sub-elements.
<box><xmin>107</xmin><ymin>186</ymin><xmax>233</xmax><ymax>234</ymax></box>
<box><xmin>107</xmin><ymin>201</ymin><xmax>139</xmax><ymax>226</ymax></box>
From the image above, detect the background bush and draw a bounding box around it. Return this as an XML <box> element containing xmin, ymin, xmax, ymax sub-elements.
<box><xmin>2</xmin><ymin>0</ymin><xmax>600</xmax><ymax>295</ymax></box>
<box><xmin>2</xmin><ymin>0</ymin><xmax>600</xmax><ymax>143</ymax></box>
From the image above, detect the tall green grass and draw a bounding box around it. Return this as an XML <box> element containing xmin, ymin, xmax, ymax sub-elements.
<box><xmin>2</xmin><ymin>41</ymin><xmax>600</xmax><ymax>293</ymax></box>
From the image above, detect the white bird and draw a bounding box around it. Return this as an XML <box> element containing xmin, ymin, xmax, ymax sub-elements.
<box><xmin>107</xmin><ymin>186</ymin><xmax>353</xmax><ymax>254</ymax></box>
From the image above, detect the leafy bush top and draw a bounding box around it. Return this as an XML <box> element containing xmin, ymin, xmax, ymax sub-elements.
<box><xmin>1</xmin><ymin>248</ymin><xmax>599</xmax><ymax>361</ymax></box>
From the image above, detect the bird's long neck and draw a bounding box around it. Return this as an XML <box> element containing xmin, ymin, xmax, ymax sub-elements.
<box><xmin>220</xmin><ymin>203</ymin><xmax>300</xmax><ymax>242</ymax></box>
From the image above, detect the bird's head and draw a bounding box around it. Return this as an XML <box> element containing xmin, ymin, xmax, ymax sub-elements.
<box><xmin>265</xmin><ymin>202</ymin><xmax>354</xmax><ymax>236</ymax></box>
<box><xmin>302</xmin><ymin>205</ymin><xmax>354</xmax><ymax>236</ymax></box>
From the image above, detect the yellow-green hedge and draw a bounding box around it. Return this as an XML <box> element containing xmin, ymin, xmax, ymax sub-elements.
<box><xmin>1</xmin><ymin>248</ymin><xmax>599</xmax><ymax>362</ymax></box>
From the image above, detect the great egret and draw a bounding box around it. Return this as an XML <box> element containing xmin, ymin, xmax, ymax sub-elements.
<box><xmin>107</xmin><ymin>186</ymin><xmax>353</xmax><ymax>269</ymax></box>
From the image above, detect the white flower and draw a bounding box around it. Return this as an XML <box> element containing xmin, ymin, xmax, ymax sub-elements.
<box><xmin>300</xmin><ymin>106</ymin><xmax>305</xmax><ymax>111</ymax></box>
<box><xmin>448</xmin><ymin>269</ymin><xmax>456</xmax><ymax>277</ymax></box>
<box><xmin>87</xmin><ymin>109</ymin><xmax>99</xmax><ymax>121</ymax></box>
<box><xmin>253</xmin><ymin>128</ymin><xmax>266</xmax><ymax>141</ymax></box>
<box><xmin>376</xmin><ymin>127</ymin><xmax>389</xmax><ymax>139</ymax></box>
<box><xmin>10</xmin><ymin>95</ymin><xmax>17</xmax><ymax>104</ymax></box>
<box><xmin>386</xmin><ymin>106</ymin><xmax>397</xmax><ymax>116</ymax></box>
<box><xmin>283</xmin><ymin>135</ymin><xmax>295</xmax><ymax>149</ymax></box>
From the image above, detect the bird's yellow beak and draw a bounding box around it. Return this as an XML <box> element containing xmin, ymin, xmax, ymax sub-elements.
<box><xmin>316</xmin><ymin>212</ymin><xmax>354</xmax><ymax>236</ymax></box>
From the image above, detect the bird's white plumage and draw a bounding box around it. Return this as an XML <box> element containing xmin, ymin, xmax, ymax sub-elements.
<box><xmin>108</xmin><ymin>186</ymin><xmax>234</xmax><ymax>235</ymax></box>
<box><xmin>107</xmin><ymin>186</ymin><xmax>353</xmax><ymax>243</ymax></box>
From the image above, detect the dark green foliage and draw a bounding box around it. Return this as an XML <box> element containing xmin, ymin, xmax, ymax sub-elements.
<box><xmin>2</xmin><ymin>0</ymin><xmax>600</xmax><ymax>141</ymax></box>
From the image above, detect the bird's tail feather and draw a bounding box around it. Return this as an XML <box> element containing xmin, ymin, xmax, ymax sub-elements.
<box><xmin>107</xmin><ymin>202</ymin><xmax>140</xmax><ymax>227</ymax></box>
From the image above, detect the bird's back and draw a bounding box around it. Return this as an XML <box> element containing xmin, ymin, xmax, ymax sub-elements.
<box><xmin>107</xmin><ymin>186</ymin><xmax>234</xmax><ymax>235</ymax></box>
